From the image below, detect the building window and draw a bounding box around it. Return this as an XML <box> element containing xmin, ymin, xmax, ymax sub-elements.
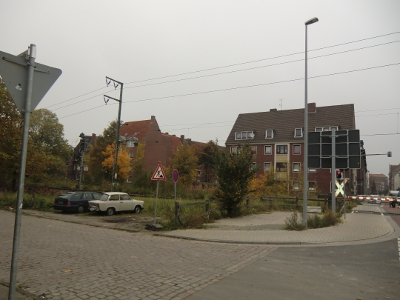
<box><xmin>293</xmin><ymin>162</ymin><xmax>300</xmax><ymax>172</ymax></box>
<box><xmin>265</xmin><ymin>129</ymin><xmax>274</xmax><ymax>139</ymax></box>
<box><xmin>293</xmin><ymin>180</ymin><xmax>300</xmax><ymax>191</ymax></box>
<box><xmin>128</xmin><ymin>152</ymin><xmax>134</xmax><ymax>158</ymax></box>
<box><xmin>294</xmin><ymin>128</ymin><xmax>303</xmax><ymax>138</ymax></box>
<box><xmin>197</xmin><ymin>169</ymin><xmax>201</xmax><ymax>176</ymax></box>
<box><xmin>251</xmin><ymin>162</ymin><xmax>257</xmax><ymax>170</ymax></box>
<box><xmin>315</xmin><ymin>126</ymin><xmax>339</xmax><ymax>132</ymax></box>
<box><xmin>235</xmin><ymin>131</ymin><xmax>254</xmax><ymax>140</ymax></box>
<box><xmin>264</xmin><ymin>145</ymin><xmax>272</xmax><ymax>155</ymax></box>
<box><xmin>264</xmin><ymin>162</ymin><xmax>271</xmax><ymax>172</ymax></box>
<box><xmin>276</xmin><ymin>145</ymin><xmax>288</xmax><ymax>154</ymax></box>
<box><xmin>126</xmin><ymin>140</ymin><xmax>135</xmax><ymax>148</ymax></box>
<box><xmin>251</xmin><ymin>146</ymin><xmax>257</xmax><ymax>155</ymax></box>
<box><xmin>276</xmin><ymin>162</ymin><xmax>287</xmax><ymax>172</ymax></box>
<box><xmin>308</xmin><ymin>181</ymin><xmax>316</xmax><ymax>191</ymax></box>
<box><xmin>293</xmin><ymin>144</ymin><xmax>301</xmax><ymax>155</ymax></box>
<box><xmin>231</xmin><ymin>146</ymin><xmax>238</xmax><ymax>154</ymax></box>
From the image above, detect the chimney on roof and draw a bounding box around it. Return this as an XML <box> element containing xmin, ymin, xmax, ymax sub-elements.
<box><xmin>151</xmin><ymin>115</ymin><xmax>156</xmax><ymax>121</ymax></box>
<box><xmin>180</xmin><ymin>135</ymin><xmax>185</xmax><ymax>143</ymax></box>
<box><xmin>308</xmin><ymin>102</ymin><xmax>316</xmax><ymax>113</ymax></box>
<box><xmin>270</xmin><ymin>108</ymin><xmax>277</xmax><ymax>112</ymax></box>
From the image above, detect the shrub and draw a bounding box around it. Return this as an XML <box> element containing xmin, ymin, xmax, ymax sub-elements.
<box><xmin>307</xmin><ymin>210</ymin><xmax>342</xmax><ymax>229</ymax></box>
<box><xmin>284</xmin><ymin>211</ymin><xmax>306</xmax><ymax>231</ymax></box>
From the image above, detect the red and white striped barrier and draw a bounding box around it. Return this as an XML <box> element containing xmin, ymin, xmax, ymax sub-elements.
<box><xmin>346</xmin><ymin>195</ymin><xmax>395</xmax><ymax>202</ymax></box>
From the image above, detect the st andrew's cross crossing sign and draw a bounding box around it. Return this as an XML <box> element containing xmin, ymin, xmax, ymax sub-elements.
<box><xmin>151</xmin><ymin>162</ymin><xmax>166</xmax><ymax>181</ymax></box>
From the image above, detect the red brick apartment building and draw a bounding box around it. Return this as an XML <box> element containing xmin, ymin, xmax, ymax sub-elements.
<box><xmin>225</xmin><ymin>103</ymin><xmax>367</xmax><ymax>195</ymax></box>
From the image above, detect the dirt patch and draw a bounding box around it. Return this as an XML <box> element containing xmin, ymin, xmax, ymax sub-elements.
<box><xmin>19</xmin><ymin>209</ymin><xmax>163</xmax><ymax>233</ymax></box>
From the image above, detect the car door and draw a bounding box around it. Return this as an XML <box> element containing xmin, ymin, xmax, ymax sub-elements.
<box><xmin>119</xmin><ymin>193</ymin><xmax>134</xmax><ymax>211</ymax></box>
<box><xmin>109</xmin><ymin>194</ymin><xmax>121</xmax><ymax>211</ymax></box>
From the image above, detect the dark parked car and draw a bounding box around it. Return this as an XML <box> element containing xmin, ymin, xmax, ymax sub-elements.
<box><xmin>53</xmin><ymin>191</ymin><xmax>102</xmax><ymax>213</ymax></box>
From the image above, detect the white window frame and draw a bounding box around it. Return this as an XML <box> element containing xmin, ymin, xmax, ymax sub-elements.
<box><xmin>230</xmin><ymin>146</ymin><xmax>238</xmax><ymax>154</ymax></box>
<box><xmin>308</xmin><ymin>168</ymin><xmax>317</xmax><ymax>173</ymax></box>
<box><xmin>264</xmin><ymin>162</ymin><xmax>271</xmax><ymax>172</ymax></box>
<box><xmin>293</xmin><ymin>144</ymin><xmax>301</xmax><ymax>155</ymax></box>
<box><xmin>264</xmin><ymin>145</ymin><xmax>272</xmax><ymax>155</ymax></box>
<box><xmin>126</xmin><ymin>140</ymin><xmax>135</xmax><ymax>148</ymax></box>
<box><xmin>293</xmin><ymin>180</ymin><xmax>300</xmax><ymax>191</ymax></box>
<box><xmin>235</xmin><ymin>131</ymin><xmax>254</xmax><ymax>140</ymax></box>
<box><xmin>308</xmin><ymin>181</ymin><xmax>316</xmax><ymax>191</ymax></box>
<box><xmin>251</xmin><ymin>162</ymin><xmax>257</xmax><ymax>170</ymax></box>
<box><xmin>293</xmin><ymin>162</ymin><xmax>301</xmax><ymax>172</ymax></box>
<box><xmin>265</xmin><ymin>129</ymin><xmax>274</xmax><ymax>139</ymax></box>
<box><xmin>294</xmin><ymin>128</ymin><xmax>303</xmax><ymax>138</ymax></box>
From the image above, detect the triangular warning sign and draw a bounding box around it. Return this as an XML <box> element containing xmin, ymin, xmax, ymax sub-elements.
<box><xmin>151</xmin><ymin>163</ymin><xmax>166</xmax><ymax>181</ymax></box>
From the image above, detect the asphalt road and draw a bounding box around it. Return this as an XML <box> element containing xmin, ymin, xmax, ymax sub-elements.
<box><xmin>187</xmin><ymin>239</ymin><xmax>400</xmax><ymax>300</ymax></box>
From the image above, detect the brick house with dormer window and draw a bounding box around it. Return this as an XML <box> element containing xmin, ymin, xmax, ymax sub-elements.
<box><xmin>225</xmin><ymin>103</ymin><xmax>366</xmax><ymax>195</ymax></box>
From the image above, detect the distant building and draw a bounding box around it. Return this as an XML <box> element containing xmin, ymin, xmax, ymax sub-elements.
<box><xmin>389</xmin><ymin>164</ymin><xmax>400</xmax><ymax>191</ymax></box>
<box><xmin>368</xmin><ymin>173</ymin><xmax>388</xmax><ymax>195</ymax></box>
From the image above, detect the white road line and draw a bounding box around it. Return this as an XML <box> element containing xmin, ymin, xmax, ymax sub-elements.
<box><xmin>398</xmin><ymin>238</ymin><xmax>400</xmax><ymax>261</ymax></box>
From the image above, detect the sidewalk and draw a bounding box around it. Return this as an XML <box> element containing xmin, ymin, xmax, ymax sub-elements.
<box><xmin>158</xmin><ymin>210</ymin><xmax>398</xmax><ymax>245</ymax></box>
<box><xmin>0</xmin><ymin>282</ymin><xmax>38</xmax><ymax>300</ymax></box>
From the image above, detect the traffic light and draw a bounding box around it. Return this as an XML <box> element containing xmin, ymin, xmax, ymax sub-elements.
<box><xmin>335</xmin><ymin>169</ymin><xmax>342</xmax><ymax>179</ymax></box>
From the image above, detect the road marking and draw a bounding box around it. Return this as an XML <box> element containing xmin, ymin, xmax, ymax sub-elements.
<box><xmin>398</xmin><ymin>238</ymin><xmax>400</xmax><ymax>261</ymax></box>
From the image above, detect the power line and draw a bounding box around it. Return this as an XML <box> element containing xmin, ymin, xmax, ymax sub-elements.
<box><xmin>46</xmin><ymin>31</ymin><xmax>400</xmax><ymax>110</ymax></box>
<box><xmin>58</xmin><ymin>61</ymin><xmax>400</xmax><ymax>119</ymax></box>
<box><xmin>124</xmin><ymin>40</ymin><xmax>400</xmax><ymax>90</ymax></box>
<box><xmin>124</xmin><ymin>31</ymin><xmax>400</xmax><ymax>85</ymax></box>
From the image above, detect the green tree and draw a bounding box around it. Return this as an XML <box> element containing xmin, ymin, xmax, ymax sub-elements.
<box><xmin>0</xmin><ymin>79</ymin><xmax>22</xmax><ymax>190</ymax></box>
<box><xmin>197</xmin><ymin>140</ymin><xmax>220</xmax><ymax>184</ymax></box>
<box><xmin>214</xmin><ymin>144</ymin><xmax>258</xmax><ymax>217</ymax></box>
<box><xmin>27</xmin><ymin>109</ymin><xmax>71</xmax><ymax>182</ymax></box>
<box><xmin>170</xmin><ymin>141</ymin><xmax>198</xmax><ymax>188</ymax></box>
<box><xmin>131</xmin><ymin>143</ymin><xmax>152</xmax><ymax>193</ymax></box>
<box><xmin>87</xmin><ymin>120</ymin><xmax>121</xmax><ymax>186</ymax></box>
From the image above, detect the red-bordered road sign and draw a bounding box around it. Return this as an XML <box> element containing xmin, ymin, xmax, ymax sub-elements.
<box><xmin>151</xmin><ymin>162</ymin><xmax>166</xmax><ymax>181</ymax></box>
<box><xmin>172</xmin><ymin>169</ymin><xmax>179</xmax><ymax>183</ymax></box>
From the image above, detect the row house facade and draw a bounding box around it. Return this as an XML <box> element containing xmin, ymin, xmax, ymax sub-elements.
<box><xmin>119</xmin><ymin>115</ymin><xmax>188</xmax><ymax>182</ymax></box>
<box><xmin>225</xmin><ymin>102</ymin><xmax>366</xmax><ymax>195</ymax></box>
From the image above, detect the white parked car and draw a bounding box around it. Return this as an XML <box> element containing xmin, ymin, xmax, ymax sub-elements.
<box><xmin>89</xmin><ymin>192</ymin><xmax>144</xmax><ymax>216</ymax></box>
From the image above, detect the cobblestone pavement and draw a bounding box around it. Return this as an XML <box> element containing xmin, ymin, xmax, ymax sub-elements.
<box><xmin>0</xmin><ymin>211</ymin><xmax>275</xmax><ymax>300</ymax></box>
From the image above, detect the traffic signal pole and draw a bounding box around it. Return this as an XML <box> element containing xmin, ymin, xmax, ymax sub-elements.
<box><xmin>331</xmin><ymin>128</ymin><xmax>336</xmax><ymax>213</ymax></box>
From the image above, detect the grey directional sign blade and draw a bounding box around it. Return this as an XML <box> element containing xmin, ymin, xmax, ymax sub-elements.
<box><xmin>0</xmin><ymin>50</ymin><xmax>62</xmax><ymax>112</ymax></box>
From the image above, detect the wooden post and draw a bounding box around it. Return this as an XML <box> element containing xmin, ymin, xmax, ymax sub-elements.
<box><xmin>175</xmin><ymin>201</ymin><xmax>179</xmax><ymax>223</ymax></box>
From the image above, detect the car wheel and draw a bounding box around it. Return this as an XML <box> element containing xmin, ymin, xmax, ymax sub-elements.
<box><xmin>77</xmin><ymin>205</ymin><xmax>85</xmax><ymax>214</ymax></box>
<box><xmin>134</xmin><ymin>205</ymin><xmax>141</xmax><ymax>214</ymax></box>
<box><xmin>106</xmin><ymin>208</ymin><xmax>115</xmax><ymax>216</ymax></box>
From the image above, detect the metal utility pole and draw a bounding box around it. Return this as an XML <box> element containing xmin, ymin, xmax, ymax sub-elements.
<box><xmin>104</xmin><ymin>77</ymin><xmax>124</xmax><ymax>191</ymax></box>
<box><xmin>77</xmin><ymin>133</ymin><xmax>87</xmax><ymax>190</ymax></box>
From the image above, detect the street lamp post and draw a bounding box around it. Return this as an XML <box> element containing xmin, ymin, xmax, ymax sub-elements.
<box><xmin>303</xmin><ymin>17</ymin><xmax>319</xmax><ymax>227</ymax></box>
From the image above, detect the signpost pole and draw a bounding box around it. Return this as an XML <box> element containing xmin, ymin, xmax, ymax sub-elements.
<box><xmin>331</xmin><ymin>128</ymin><xmax>336</xmax><ymax>213</ymax></box>
<box><xmin>153</xmin><ymin>181</ymin><xmax>159</xmax><ymax>225</ymax></box>
<box><xmin>8</xmin><ymin>44</ymin><xmax>36</xmax><ymax>300</ymax></box>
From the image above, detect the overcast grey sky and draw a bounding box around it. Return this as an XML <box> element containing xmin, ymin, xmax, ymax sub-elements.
<box><xmin>1</xmin><ymin>0</ymin><xmax>399</xmax><ymax>176</ymax></box>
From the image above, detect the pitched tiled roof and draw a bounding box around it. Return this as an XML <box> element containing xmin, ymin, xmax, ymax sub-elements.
<box><xmin>226</xmin><ymin>103</ymin><xmax>356</xmax><ymax>145</ymax></box>
<box><xmin>119</xmin><ymin>119</ymin><xmax>153</xmax><ymax>142</ymax></box>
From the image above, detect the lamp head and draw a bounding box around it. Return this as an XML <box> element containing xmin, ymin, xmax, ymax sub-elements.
<box><xmin>305</xmin><ymin>17</ymin><xmax>319</xmax><ymax>25</ymax></box>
